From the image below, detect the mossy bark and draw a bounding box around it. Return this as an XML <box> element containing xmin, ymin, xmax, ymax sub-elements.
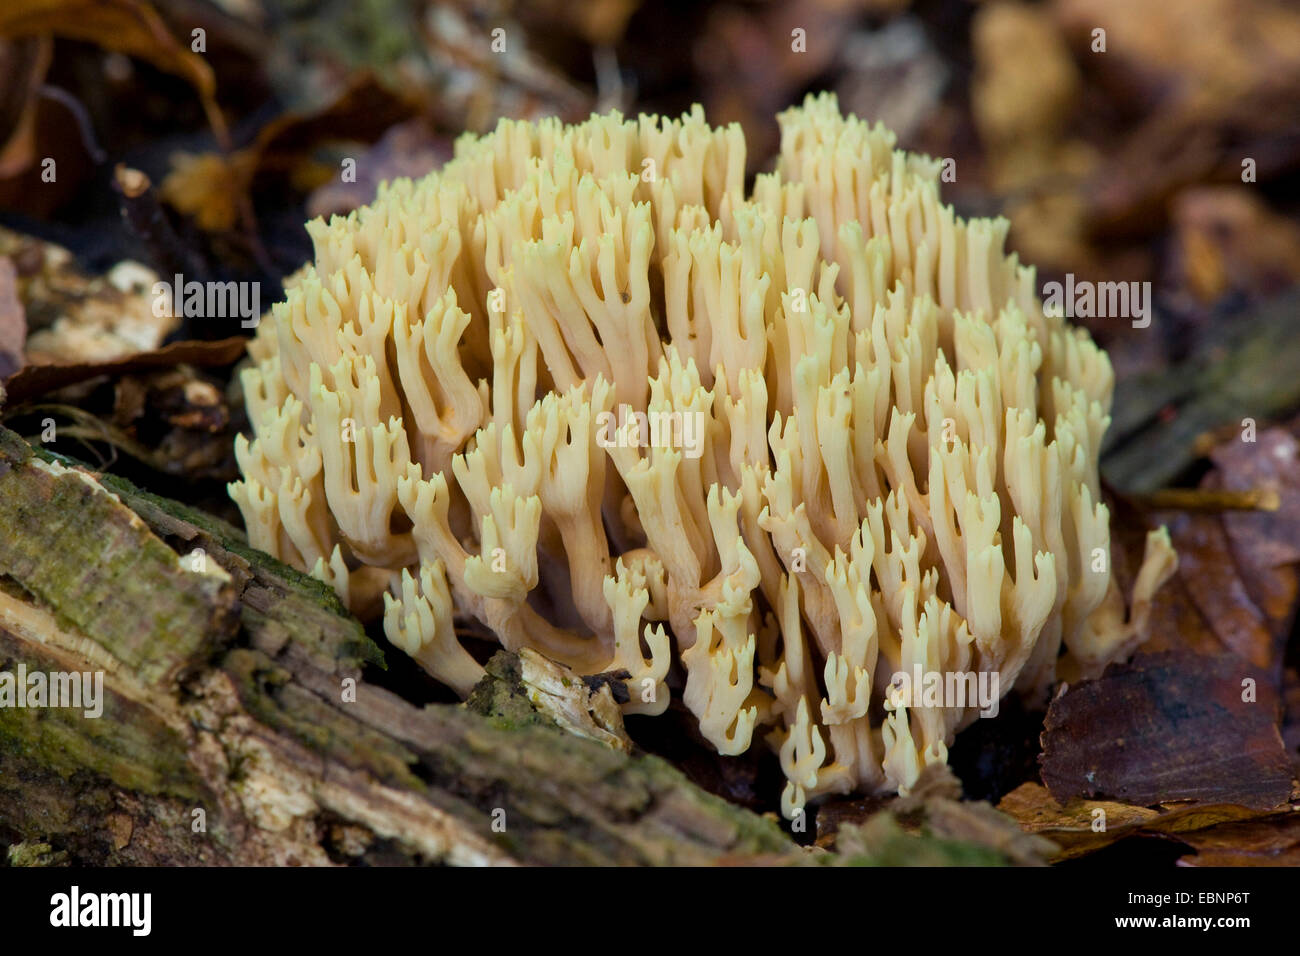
<box><xmin>0</xmin><ymin>427</ymin><xmax>796</xmax><ymax>865</ymax></box>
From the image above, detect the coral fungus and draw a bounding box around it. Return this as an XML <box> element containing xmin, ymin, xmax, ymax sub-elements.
<box><xmin>230</xmin><ymin>93</ymin><xmax>1177</xmax><ymax>816</ymax></box>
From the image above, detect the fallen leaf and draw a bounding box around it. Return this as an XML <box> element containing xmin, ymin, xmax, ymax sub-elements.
<box><xmin>158</xmin><ymin>150</ymin><xmax>257</xmax><ymax>234</ymax></box>
<box><xmin>1135</xmin><ymin>428</ymin><xmax>1300</xmax><ymax>687</ymax></box>
<box><xmin>0</xmin><ymin>36</ymin><xmax>50</xmax><ymax>178</ymax></box>
<box><xmin>0</xmin><ymin>0</ymin><xmax>228</xmax><ymax>146</ymax></box>
<box><xmin>998</xmin><ymin>781</ymin><xmax>1266</xmax><ymax>860</ymax></box>
<box><xmin>1146</xmin><ymin>510</ymin><xmax>1280</xmax><ymax>670</ymax></box>
<box><xmin>1169</xmin><ymin>187</ymin><xmax>1300</xmax><ymax>303</ymax></box>
<box><xmin>1176</xmin><ymin>812</ymin><xmax>1300</xmax><ymax>866</ymax></box>
<box><xmin>1039</xmin><ymin>651</ymin><xmax>1295</xmax><ymax>810</ymax></box>
<box><xmin>1</xmin><ymin>336</ymin><xmax>246</xmax><ymax>407</ymax></box>
<box><xmin>1209</xmin><ymin>430</ymin><xmax>1300</xmax><ymax>646</ymax></box>
<box><xmin>161</xmin><ymin>72</ymin><xmax>421</xmax><ymax>234</ymax></box>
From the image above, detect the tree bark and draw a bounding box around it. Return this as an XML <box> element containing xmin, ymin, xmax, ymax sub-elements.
<box><xmin>0</xmin><ymin>427</ymin><xmax>796</xmax><ymax>865</ymax></box>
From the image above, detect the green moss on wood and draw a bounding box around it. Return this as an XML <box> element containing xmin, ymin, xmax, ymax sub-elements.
<box><xmin>0</xmin><ymin>436</ymin><xmax>236</xmax><ymax>686</ymax></box>
<box><xmin>222</xmin><ymin>648</ymin><xmax>422</xmax><ymax>791</ymax></box>
<box><xmin>0</xmin><ymin>633</ymin><xmax>203</xmax><ymax>800</ymax></box>
<box><xmin>92</xmin><ymin>458</ymin><xmax>383</xmax><ymax>672</ymax></box>
<box><xmin>6</xmin><ymin>841</ymin><xmax>67</xmax><ymax>866</ymax></box>
<box><xmin>463</xmin><ymin>652</ymin><xmax>548</xmax><ymax>731</ymax></box>
<box><xmin>27</xmin><ymin>438</ymin><xmax>384</xmax><ymax>673</ymax></box>
<box><xmin>817</xmin><ymin>814</ymin><xmax>1010</xmax><ymax>866</ymax></box>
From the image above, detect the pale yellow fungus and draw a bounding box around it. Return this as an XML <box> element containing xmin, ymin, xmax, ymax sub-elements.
<box><xmin>231</xmin><ymin>94</ymin><xmax>1178</xmax><ymax>816</ymax></box>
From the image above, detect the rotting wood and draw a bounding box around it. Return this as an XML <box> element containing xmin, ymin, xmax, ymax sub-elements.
<box><xmin>0</xmin><ymin>426</ymin><xmax>797</xmax><ymax>865</ymax></box>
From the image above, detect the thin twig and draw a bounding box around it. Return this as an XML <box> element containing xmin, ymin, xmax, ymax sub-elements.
<box><xmin>1134</xmin><ymin>487</ymin><xmax>1282</xmax><ymax>512</ymax></box>
<box><xmin>38</xmin><ymin>85</ymin><xmax>107</xmax><ymax>165</ymax></box>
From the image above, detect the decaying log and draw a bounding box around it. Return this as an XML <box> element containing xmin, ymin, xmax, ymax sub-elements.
<box><xmin>0</xmin><ymin>427</ymin><xmax>797</xmax><ymax>865</ymax></box>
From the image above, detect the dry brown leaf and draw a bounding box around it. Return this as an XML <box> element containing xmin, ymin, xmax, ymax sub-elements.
<box><xmin>1170</xmin><ymin>187</ymin><xmax>1300</xmax><ymax>303</ymax></box>
<box><xmin>998</xmin><ymin>781</ymin><xmax>1277</xmax><ymax>861</ymax></box>
<box><xmin>159</xmin><ymin>150</ymin><xmax>258</xmax><ymax>233</ymax></box>
<box><xmin>1208</xmin><ymin>431</ymin><xmax>1300</xmax><ymax>640</ymax></box>
<box><xmin>0</xmin><ymin>0</ymin><xmax>228</xmax><ymax>146</ymax></box>
<box><xmin>1175</xmin><ymin>812</ymin><xmax>1300</xmax><ymax>866</ymax></box>
<box><xmin>1032</xmin><ymin>425</ymin><xmax>1300</xmax><ymax>861</ymax></box>
<box><xmin>161</xmin><ymin>72</ymin><xmax>420</xmax><ymax>233</ymax></box>
<box><xmin>1</xmin><ymin>336</ymin><xmax>246</xmax><ymax>407</ymax></box>
<box><xmin>1140</xmin><ymin>429</ymin><xmax>1300</xmax><ymax>683</ymax></box>
<box><xmin>0</xmin><ymin>36</ymin><xmax>50</xmax><ymax>179</ymax></box>
<box><xmin>1039</xmin><ymin>651</ymin><xmax>1294</xmax><ymax>810</ymax></box>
